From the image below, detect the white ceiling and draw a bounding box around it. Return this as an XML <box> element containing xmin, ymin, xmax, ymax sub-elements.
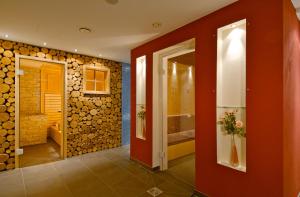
<box><xmin>292</xmin><ymin>0</ymin><xmax>300</xmax><ymax>19</ymax></box>
<box><xmin>0</xmin><ymin>0</ymin><xmax>237</xmax><ymax>63</ymax></box>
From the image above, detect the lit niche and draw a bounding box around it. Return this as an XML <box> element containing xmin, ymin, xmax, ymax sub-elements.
<box><xmin>136</xmin><ymin>56</ymin><xmax>146</xmax><ymax>140</ymax></box>
<box><xmin>83</xmin><ymin>65</ymin><xmax>110</xmax><ymax>94</ymax></box>
<box><xmin>216</xmin><ymin>19</ymin><xmax>247</xmax><ymax>172</ymax></box>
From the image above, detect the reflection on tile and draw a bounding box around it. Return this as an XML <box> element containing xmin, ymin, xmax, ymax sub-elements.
<box><xmin>0</xmin><ymin>145</ymin><xmax>194</xmax><ymax>197</ymax></box>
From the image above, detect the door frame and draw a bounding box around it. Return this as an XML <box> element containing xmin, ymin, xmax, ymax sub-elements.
<box><xmin>15</xmin><ymin>54</ymin><xmax>68</xmax><ymax>168</ymax></box>
<box><xmin>152</xmin><ymin>39</ymin><xmax>195</xmax><ymax>170</ymax></box>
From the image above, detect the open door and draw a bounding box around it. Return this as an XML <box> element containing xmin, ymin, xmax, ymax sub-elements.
<box><xmin>153</xmin><ymin>39</ymin><xmax>196</xmax><ymax>186</ymax></box>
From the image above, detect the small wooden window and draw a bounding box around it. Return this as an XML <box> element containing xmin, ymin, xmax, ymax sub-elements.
<box><xmin>83</xmin><ymin>65</ymin><xmax>110</xmax><ymax>94</ymax></box>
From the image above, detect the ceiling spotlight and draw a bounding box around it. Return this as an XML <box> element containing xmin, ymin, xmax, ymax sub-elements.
<box><xmin>5</xmin><ymin>34</ymin><xmax>8</xmax><ymax>38</ymax></box>
<box><xmin>231</xmin><ymin>24</ymin><xmax>237</xmax><ymax>28</ymax></box>
<box><xmin>152</xmin><ymin>22</ymin><xmax>162</xmax><ymax>29</ymax></box>
<box><xmin>43</xmin><ymin>42</ymin><xmax>47</xmax><ymax>46</ymax></box>
<box><xmin>105</xmin><ymin>0</ymin><xmax>119</xmax><ymax>5</ymax></box>
<box><xmin>79</xmin><ymin>27</ymin><xmax>92</xmax><ymax>33</ymax></box>
<box><xmin>99</xmin><ymin>54</ymin><xmax>102</xmax><ymax>57</ymax></box>
<box><xmin>74</xmin><ymin>49</ymin><xmax>78</xmax><ymax>52</ymax></box>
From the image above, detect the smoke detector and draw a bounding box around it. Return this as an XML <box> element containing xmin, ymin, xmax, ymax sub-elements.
<box><xmin>105</xmin><ymin>0</ymin><xmax>119</xmax><ymax>5</ymax></box>
<box><xmin>79</xmin><ymin>27</ymin><xmax>92</xmax><ymax>33</ymax></box>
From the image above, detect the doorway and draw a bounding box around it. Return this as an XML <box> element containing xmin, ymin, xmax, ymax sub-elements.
<box><xmin>15</xmin><ymin>55</ymin><xmax>67</xmax><ymax>168</ymax></box>
<box><xmin>153</xmin><ymin>39</ymin><xmax>196</xmax><ymax>186</ymax></box>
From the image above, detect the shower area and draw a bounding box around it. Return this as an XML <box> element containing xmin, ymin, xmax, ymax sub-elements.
<box><xmin>17</xmin><ymin>58</ymin><xmax>65</xmax><ymax>167</ymax></box>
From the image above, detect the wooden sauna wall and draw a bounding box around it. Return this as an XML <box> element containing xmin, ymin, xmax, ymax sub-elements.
<box><xmin>0</xmin><ymin>39</ymin><xmax>122</xmax><ymax>171</ymax></box>
<box><xmin>167</xmin><ymin>61</ymin><xmax>195</xmax><ymax>116</ymax></box>
<box><xmin>41</xmin><ymin>64</ymin><xmax>63</xmax><ymax>129</ymax></box>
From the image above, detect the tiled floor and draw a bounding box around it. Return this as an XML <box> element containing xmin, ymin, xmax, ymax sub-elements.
<box><xmin>20</xmin><ymin>138</ymin><xmax>61</xmax><ymax>167</ymax></box>
<box><xmin>0</xmin><ymin>145</ymin><xmax>194</xmax><ymax>197</ymax></box>
<box><xmin>168</xmin><ymin>154</ymin><xmax>195</xmax><ymax>186</ymax></box>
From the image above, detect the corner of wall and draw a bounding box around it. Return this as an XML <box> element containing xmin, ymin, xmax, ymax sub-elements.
<box><xmin>282</xmin><ymin>0</ymin><xmax>300</xmax><ymax>196</ymax></box>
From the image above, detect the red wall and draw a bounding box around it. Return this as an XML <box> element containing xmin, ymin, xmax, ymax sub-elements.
<box><xmin>131</xmin><ymin>0</ymin><xmax>285</xmax><ymax>196</ymax></box>
<box><xmin>283</xmin><ymin>0</ymin><xmax>300</xmax><ymax>196</ymax></box>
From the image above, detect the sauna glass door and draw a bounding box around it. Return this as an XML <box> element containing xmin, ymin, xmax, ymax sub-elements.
<box><xmin>18</xmin><ymin>58</ymin><xmax>63</xmax><ymax>167</ymax></box>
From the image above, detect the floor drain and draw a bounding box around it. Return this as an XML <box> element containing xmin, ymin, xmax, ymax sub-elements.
<box><xmin>147</xmin><ymin>187</ymin><xmax>163</xmax><ymax>196</ymax></box>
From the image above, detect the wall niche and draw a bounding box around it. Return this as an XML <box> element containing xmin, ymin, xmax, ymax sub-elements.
<box><xmin>216</xmin><ymin>19</ymin><xmax>247</xmax><ymax>172</ymax></box>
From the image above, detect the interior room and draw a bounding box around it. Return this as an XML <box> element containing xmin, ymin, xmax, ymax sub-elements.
<box><xmin>166</xmin><ymin>52</ymin><xmax>195</xmax><ymax>186</ymax></box>
<box><xmin>18</xmin><ymin>59</ymin><xmax>64</xmax><ymax>167</ymax></box>
<box><xmin>0</xmin><ymin>0</ymin><xmax>299</xmax><ymax>197</ymax></box>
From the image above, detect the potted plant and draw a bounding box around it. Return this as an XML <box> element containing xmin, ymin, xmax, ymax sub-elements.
<box><xmin>137</xmin><ymin>105</ymin><xmax>146</xmax><ymax>139</ymax></box>
<box><xmin>218</xmin><ymin>110</ymin><xmax>246</xmax><ymax>167</ymax></box>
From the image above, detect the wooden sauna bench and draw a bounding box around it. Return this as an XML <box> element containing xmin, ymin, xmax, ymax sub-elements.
<box><xmin>167</xmin><ymin>114</ymin><xmax>195</xmax><ymax>161</ymax></box>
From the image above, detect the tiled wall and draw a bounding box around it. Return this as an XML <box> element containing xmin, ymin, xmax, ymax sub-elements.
<box><xmin>122</xmin><ymin>63</ymin><xmax>130</xmax><ymax>145</ymax></box>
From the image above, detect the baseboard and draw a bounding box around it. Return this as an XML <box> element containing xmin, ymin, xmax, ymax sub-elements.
<box><xmin>191</xmin><ymin>190</ymin><xmax>208</xmax><ymax>197</ymax></box>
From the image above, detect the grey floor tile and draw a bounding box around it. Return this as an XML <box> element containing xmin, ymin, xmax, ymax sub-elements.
<box><xmin>69</xmin><ymin>179</ymin><xmax>117</xmax><ymax>197</ymax></box>
<box><xmin>0</xmin><ymin>145</ymin><xmax>195</xmax><ymax>197</ymax></box>
<box><xmin>156</xmin><ymin>180</ymin><xmax>193</xmax><ymax>196</ymax></box>
<box><xmin>0</xmin><ymin>188</ymin><xmax>26</xmax><ymax>197</ymax></box>
<box><xmin>25</xmin><ymin>176</ymin><xmax>72</xmax><ymax>197</ymax></box>
<box><xmin>22</xmin><ymin>163</ymin><xmax>58</xmax><ymax>183</ymax></box>
<box><xmin>167</xmin><ymin>154</ymin><xmax>195</xmax><ymax>186</ymax></box>
<box><xmin>0</xmin><ymin>169</ymin><xmax>26</xmax><ymax>197</ymax></box>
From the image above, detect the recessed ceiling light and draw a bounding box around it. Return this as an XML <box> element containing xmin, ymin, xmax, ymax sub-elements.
<box><xmin>105</xmin><ymin>0</ymin><xmax>119</xmax><ymax>5</ymax></box>
<box><xmin>231</xmin><ymin>24</ymin><xmax>237</xmax><ymax>28</ymax></box>
<box><xmin>99</xmin><ymin>54</ymin><xmax>102</xmax><ymax>57</ymax></box>
<box><xmin>79</xmin><ymin>27</ymin><xmax>92</xmax><ymax>33</ymax></box>
<box><xmin>43</xmin><ymin>42</ymin><xmax>47</xmax><ymax>46</ymax></box>
<box><xmin>74</xmin><ymin>49</ymin><xmax>78</xmax><ymax>52</ymax></box>
<box><xmin>152</xmin><ymin>22</ymin><xmax>162</xmax><ymax>29</ymax></box>
<box><xmin>5</xmin><ymin>34</ymin><xmax>8</xmax><ymax>38</ymax></box>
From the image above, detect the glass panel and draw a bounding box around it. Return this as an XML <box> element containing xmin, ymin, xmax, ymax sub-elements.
<box><xmin>83</xmin><ymin>66</ymin><xmax>110</xmax><ymax>94</ymax></box>
<box><xmin>96</xmin><ymin>81</ymin><xmax>105</xmax><ymax>91</ymax></box>
<box><xmin>95</xmin><ymin>70</ymin><xmax>105</xmax><ymax>81</ymax></box>
<box><xmin>136</xmin><ymin>56</ymin><xmax>146</xmax><ymax>140</ymax></box>
<box><xmin>19</xmin><ymin>58</ymin><xmax>63</xmax><ymax>167</ymax></box>
<box><xmin>86</xmin><ymin>69</ymin><xmax>95</xmax><ymax>80</ymax></box>
<box><xmin>86</xmin><ymin>81</ymin><xmax>95</xmax><ymax>91</ymax></box>
<box><xmin>217</xmin><ymin>19</ymin><xmax>246</xmax><ymax>172</ymax></box>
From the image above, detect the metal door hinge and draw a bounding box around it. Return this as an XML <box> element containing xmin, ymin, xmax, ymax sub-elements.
<box><xmin>16</xmin><ymin>69</ymin><xmax>24</xmax><ymax>76</ymax></box>
<box><xmin>159</xmin><ymin>151</ymin><xmax>165</xmax><ymax>159</ymax></box>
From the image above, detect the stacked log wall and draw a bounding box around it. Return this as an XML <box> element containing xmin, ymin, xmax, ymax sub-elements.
<box><xmin>0</xmin><ymin>39</ymin><xmax>122</xmax><ymax>171</ymax></box>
